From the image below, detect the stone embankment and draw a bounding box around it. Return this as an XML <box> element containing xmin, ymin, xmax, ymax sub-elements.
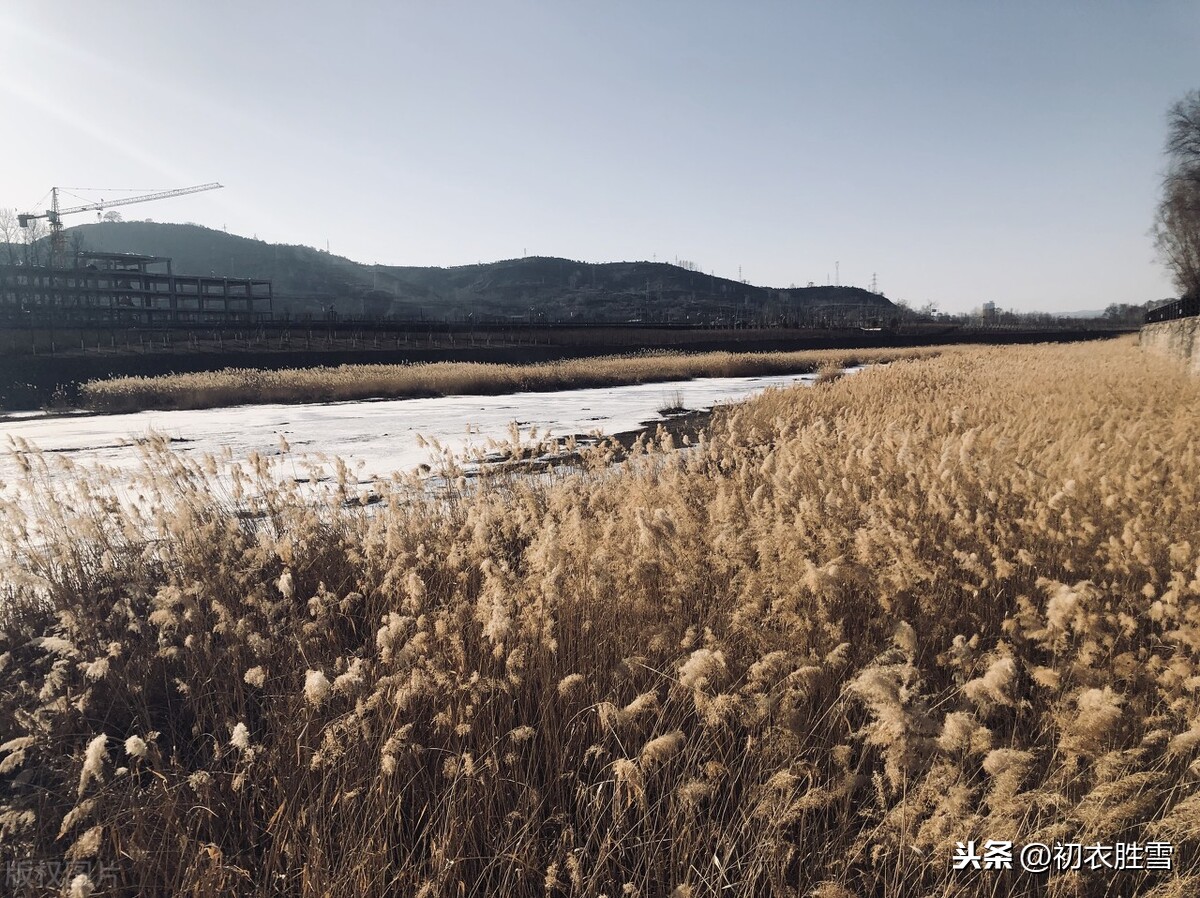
<box><xmin>1141</xmin><ymin>317</ymin><xmax>1200</xmax><ymax>374</ymax></box>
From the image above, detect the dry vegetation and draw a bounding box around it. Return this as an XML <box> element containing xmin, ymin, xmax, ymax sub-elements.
<box><xmin>78</xmin><ymin>346</ymin><xmax>938</xmax><ymax>413</ymax></box>
<box><xmin>3</xmin><ymin>336</ymin><xmax>1200</xmax><ymax>897</ymax></box>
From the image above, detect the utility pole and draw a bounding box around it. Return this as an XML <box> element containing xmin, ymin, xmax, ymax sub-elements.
<box><xmin>835</xmin><ymin>261</ymin><xmax>839</xmax><ymax>287</ymax></box>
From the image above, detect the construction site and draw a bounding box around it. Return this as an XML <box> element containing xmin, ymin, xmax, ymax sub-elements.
<box><xmin>2</xmin><ymin>182</ymin><xmax>274</xmax><ymax>328</ymax></box>
<box><xmin>0</xmin><ymin>182</ymin><xmax>1135</xmax><ymax>413</ymax></box>
<box><xmin>0</xmin><ymin>250</ymin><xmax>273</xmax><ymax>327</ymax></box>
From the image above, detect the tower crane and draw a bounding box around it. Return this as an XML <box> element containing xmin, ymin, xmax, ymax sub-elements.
<box><xmin>18</xmin><ymin>183</ymin><xmax>224</xmax><ymax>265</ymax></box>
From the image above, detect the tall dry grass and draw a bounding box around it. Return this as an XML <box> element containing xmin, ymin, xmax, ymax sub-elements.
<box><xmin>78</xmin><ymin>346</ymin><xmax>941</xmax><ymax>413</ymax></box>
<box><xmin>3</xmin><ymin>335</ymin><xmax>1200</xmax><ymax>896</ymax></box>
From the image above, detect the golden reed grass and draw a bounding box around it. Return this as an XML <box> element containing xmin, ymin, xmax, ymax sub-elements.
<box><xmin>2</xmin><ymin>335</ymin><xmax>1199</xmax><ymax>896</ymax></box>
<box><xmin>78</xmin><ymin>346</ymin><xmax>940</xmax><ymax>412</ymax></box>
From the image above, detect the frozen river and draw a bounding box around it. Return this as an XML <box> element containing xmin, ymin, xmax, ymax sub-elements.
<box><xmin>0</xmin><ymin>371</ymin><xmax>831</xmax><ymax>497</ymax></box>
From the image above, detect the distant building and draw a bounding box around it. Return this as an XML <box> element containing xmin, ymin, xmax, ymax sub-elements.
<box><xmin>0</xmin><ymin>251</ymin><xmax>272</xmax><ymax>326</ymax></box>
<box><xmin>981</xmin><ymin>301</ymin><xmax>997</xmax><ymax>320</ymax></box>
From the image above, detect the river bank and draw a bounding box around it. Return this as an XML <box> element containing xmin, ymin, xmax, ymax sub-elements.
<box><xmin>0</xmin><ymin>326</ymin><xmax>1128</xmax><ymax>410</ymax></box>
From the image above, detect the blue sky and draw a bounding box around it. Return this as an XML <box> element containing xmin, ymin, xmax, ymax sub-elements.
<box><xmin>1</xmin><ymin>2</ymin><xmax>1196</xmax><ymax>312</ymax></box>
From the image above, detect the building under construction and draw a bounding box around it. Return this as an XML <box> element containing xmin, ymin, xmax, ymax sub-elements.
<box><xmin>0</xmin><ymin>252</ymin><xmax>273</xmax><ymax>327</ymax></box>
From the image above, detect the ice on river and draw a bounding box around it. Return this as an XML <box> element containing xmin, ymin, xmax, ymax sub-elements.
<box><xmin>0</xmin><ymin>371</ymin><xmax>834</xmax><ymax>497</ymax></box>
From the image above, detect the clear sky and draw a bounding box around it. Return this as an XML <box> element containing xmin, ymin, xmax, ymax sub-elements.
<box><xmin>1</xmin><ymin>2</ymin><xmax>1196</xmax><ymax>313</ymax></box>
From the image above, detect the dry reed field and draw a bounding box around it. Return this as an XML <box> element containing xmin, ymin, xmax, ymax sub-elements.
<box><xmin>4</xmin><ymin>335</ymin><xmax>1200</xmax><ymax>897</ymax></box>
<box><xmin>78</xmin><ymin>346</ymin><xmax>941</xmax><ymax>413</ymax></box>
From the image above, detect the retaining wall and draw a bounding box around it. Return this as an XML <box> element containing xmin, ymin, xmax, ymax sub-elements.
<box><xmin>1141</xmin><ymin>317</ymin><xmax>1200</xmax><ymax>375</ymax></box>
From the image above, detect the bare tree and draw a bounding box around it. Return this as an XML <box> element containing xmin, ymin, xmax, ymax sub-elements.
<box><xmin>0</xmin><ymin>207</ymin><xmax>21</xmax><ymax>265</ymax></box>
<box><xmin>1166</xmin><ymin>89</ymin><xmax>1200</xmax><ymax>183</ymax></box>
<box><xmin>1155</xmin><ymin>178</ymin><xmax>1200</xmax><ymax>297</ymax></box>
<box><xmin>1154</xmin><ymin>90</ymin><xmax>1200</xmax><ymax>298</ymax></box>
<box><xmin>22</xmin><ymin>217</ymin><xmax>47</xmax><ymax>266</ymax></box>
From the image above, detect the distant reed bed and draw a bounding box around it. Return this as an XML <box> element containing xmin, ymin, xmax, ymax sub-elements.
<box><xmin>79</xmin><ymin>346</ymin><xmax>941</xmax><ymax>412</ymax></box>
<box><xmin>5</xmin><ymin>335</ymin><xmax>1200</xmax><ymax>896</ymax></box>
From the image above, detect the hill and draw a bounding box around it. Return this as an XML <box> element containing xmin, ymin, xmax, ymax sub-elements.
<box><xmin>65</xmin><ymin>221</ymin><xmax>896</xmax><ymax>324</ymax></box>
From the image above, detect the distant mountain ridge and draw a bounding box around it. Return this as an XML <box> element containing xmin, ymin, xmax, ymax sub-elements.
<box><xmin>64</xmin><ymin>221</ymin><xmax>896</xmax><ymax>323</ymax></box>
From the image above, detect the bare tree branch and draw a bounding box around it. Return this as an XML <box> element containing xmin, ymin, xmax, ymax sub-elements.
<box><xmin>0</xmin><ymin>207</ymin><xmax>21</xmax><ymax>266</ymax></box>
<box><xmin>1157</xmin><ymin>92</ymin><xmax>1200</xmax><ymax>297</ymax></box>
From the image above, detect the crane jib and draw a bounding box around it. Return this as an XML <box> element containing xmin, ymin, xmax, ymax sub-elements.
<box><xmin>16</xmin><ymin>183</ymin><xmax>224</xmax><ymax>226</ymax></box>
